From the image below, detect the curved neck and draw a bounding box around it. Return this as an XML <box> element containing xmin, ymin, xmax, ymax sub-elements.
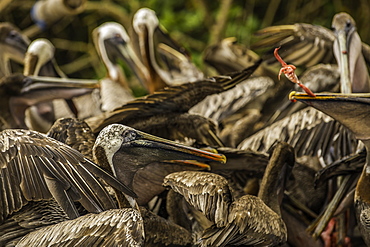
<box><xmin>258</xmin><ymin>143</ymin><xmax>294</xmax><ymax>215</ymax></box>
<box><xmin>355</xmin><ymin>140</ymin><xmax>370</xmax><ymax>204</ymax></box>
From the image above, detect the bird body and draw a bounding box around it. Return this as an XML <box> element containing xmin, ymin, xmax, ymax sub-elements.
<box><xmin>164</xmin><ymin>142</ymin><xmax>295</xmax><ymax>246</ymax></box>
<box><xmin>290</xmin><ymin>92</ymin><xmax>370</xmax><ymax>245</ymax></box>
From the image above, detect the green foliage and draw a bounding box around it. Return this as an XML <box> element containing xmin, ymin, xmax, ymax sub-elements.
<box><xmin>0</xmin><ymin>0</ymin><xmax>369</xmax><ymax>80</ymax></box>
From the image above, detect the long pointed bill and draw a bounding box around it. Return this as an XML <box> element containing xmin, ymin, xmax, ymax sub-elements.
<box><xmin>289</xmin><ymin>92</ymin><xmax>370</xmax><ymax>140</ymax></box>
<box><xmin>105</xmin><ymin>38</ymin><xmax>150</xmax><ymax>88</ymax></box>
<box><xmin>21</xmin><ymin>76</ymin><xmax>99</xmax><ymax>93</ymax></box>
<box><xmin>129</xmin><ymin>130</ymin><xmax>227</xmax><ymax>165</ymax></box>
<box><xmin>335</xmin><ymin>30</ymin><xmax>352</xmax><ymax>93</ymax></box>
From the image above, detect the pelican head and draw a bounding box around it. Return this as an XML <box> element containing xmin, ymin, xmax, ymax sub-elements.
<box><xmin>93</xmin><ymin>22</ymin><xmax>149</xmax><ymax>89</ymax></box>
<box><xmin>23</xmin><ymin>38</ymin><xmax>55</xmax><ymax>76</ymax></box>
<box><xmin>93</xmin><ymin>124</ymin><xmax>226</xmax><ymax>204</ymax></box>
<box><xmin>133</xmin><ymin>8</ymin><xmax>201</xmax><ymax>92</ymax></box>
<box><xmin>132</xmin><ymin>8</ymin><xmax>159</xmax><ymax>35</ymax></box>
<box><xmin>332</xmin><ymin>12</ymin><xmax>370</xmax><ymax>93</ymax></box>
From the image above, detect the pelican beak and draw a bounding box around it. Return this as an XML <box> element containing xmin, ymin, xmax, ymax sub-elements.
<box><xmin>335</xmin><ymin>30</ymin><xmax>352</xmax><ymax>93</ymax></box>
<box><xmin>6</xmin><ymin>74</ymin><xmax>99</xmax><ymax>129</ymax></box>
<box><xmin>104</xmin><ymin>36</ymin><xmax>150</xmax><ymax>87</ymax></box>
<box><xmin>124</xmin><ymin>129</ymin><xmax>227</xmax><ymax>166</ymax></box>
<box><xmin>4</xmin><ymin>28</ymin><xmax>30</xmax><ymax>64</ymax></box>
<box><xmin>153</xmin><ymin>25</ymin><xmax>189</xmax><ymax>58</ymax></box>
<box><xmin>289</xmin><ymin>91</ymin><xmax>370</xmax><ymax>140</ymax></box>
<box><xmin>21</xmin><ymin>76</ymin><xmax>100</xmax><ymax>94</ymax></box>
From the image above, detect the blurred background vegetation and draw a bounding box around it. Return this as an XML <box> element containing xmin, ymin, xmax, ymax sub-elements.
<box><xmin>1</xmin><ymin>0</ymin><xmax>369</xmax><ymax>82</ymax></box>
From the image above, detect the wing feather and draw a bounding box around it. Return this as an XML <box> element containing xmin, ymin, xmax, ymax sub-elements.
<box><xmin>238</xmin><ymin>108</ymin><xmax>358</xmax><ymax>166</ymax></box>
<box><xmin>164</xmin><ymin>171</ymin><xmax>232</xmax><ymax>227</ymax></box>
<box><xmin>0</xmin><ymin>129</ymin><xmax>135</xmax><ymax>223</ymax></box>
<box><xmin>16</xmin><ymin>208</ymin><xmax>144</xmax><ymax>247</ymax></box>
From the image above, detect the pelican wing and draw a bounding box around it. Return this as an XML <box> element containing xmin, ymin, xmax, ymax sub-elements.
<box><xmin>0</xmin><ymin>200</ymin><xmax>69</xmax><ymax>246</ymax></box>
<box><xmin>200</xmin><ymin>196</ymin><xmax>287</xmax><ymax>247</ymax></box>
<box><xmin>253</xmin><ymin>23</ymin><xmax>335</xmax><ymax>67</ymax></box>
<box><xmin>190</xmin><ymin>76</ymin><xmax>274</xmax><ymax>122</ymax></box>
<box><xmin>163</xmin><ymin>171</ymin><xmax>232</xmax><ymax>227</ymax></box>
<box><xmin>0</xmin><ymin>129</ymin><xmax>135</xmax><ymax>223</ymax></box>
<box><xmin>47</xmin><ymin>118</ymin><xmax>96</xmax><ymax>160</ymax></box>
<box><xmin>238</xmin><ymin>107</ymin><xmax>358</xmax><ymax>166</ymax></box>
<box><xmin>86</xmin><ymin>62</ymin><xmax>260</xmax><ymax>134</ymax></box>
<box><xmin>141</xmin><ymin>207</ymin><xmax>193</xmax><ymax>246</ymax></box>
<box><xmin>16</xmin><ymin>208</ymin><xmax>144</xmax><ymax>247</ymax></box>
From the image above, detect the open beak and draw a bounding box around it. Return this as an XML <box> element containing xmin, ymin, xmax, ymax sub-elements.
<box><xmin>289</xmin><ymin>91</ymin><xmax>370</xmax><ymax>140</ymax></box>
<box><xmin>125</xmin><ymin>129</ymin><xmax>227</xmax><ymax>166</ymax></box>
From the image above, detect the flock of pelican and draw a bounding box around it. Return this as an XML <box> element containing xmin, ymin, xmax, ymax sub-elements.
<box><xmin>0</xmin><ymin>2</ymin><xmax>370</xmax><ymax>247</ymax></box>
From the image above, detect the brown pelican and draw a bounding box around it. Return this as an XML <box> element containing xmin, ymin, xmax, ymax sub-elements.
<box><xmin>85</xmin><ymin>62</ymin><xmax>259</xmax><ymax>147</ymax></box>
<box><xmin>49</xmin><ymin>118</ymin><xmax>228</xmax><ymax>205</ymax></box>
<box><xmin>237</xmin><ymin>105</ymin><xmax>358</xmax><ymax>244</ymax></box>
<box><xmin>0</xmin><ymin>74</ymin><xmax>99</xmax><ymax>130</ymax></box>
<box><xmin>0</xmin><ymin>22</ymin><xmax>29</xmax><ymax>77</ymax></box>
<box><xmin>93</xmin><ymin>124</ymin><xmax>226</xmax><ymax>205</ymax></box>
<box><xmin>253</xmin><ymin>12</ymin><xmax>370</xmax><ymax>93</ymax></box>
<box><xmin>92</xmin><ymin>22</ymin><xmax>149</xmax><ymax>112</ymax></box>
<box><xmin>1</xmin><ymin>121</ymin><xmax>226</xmax><ymax>245</ymax></box>
<box><xmin>23</xmin><ymin>39</ymin><xmax>66</xmax><ymax>78</ymax></box>
<box><xmin>289</xmin><ymin>92</ymin><xmax>370</xmax><ymax>245</ymax></box>
<box><xmin>163</xmin><ymin>142</ymin><xmax>295</xmax><ymax>246</ymax></box>
<box><xmin>23</xmin><ymin>38</ymin><xmax>81</xmax><ymax>132</ymax></box>
<box><xmin>133</xmin><ymin>7</ymin><xmax>204</xmax><ymax>93</ymax></box>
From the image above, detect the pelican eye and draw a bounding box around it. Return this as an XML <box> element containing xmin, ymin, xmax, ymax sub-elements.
<box><xmin>122</xmin><ymin>130</ymin><xmax>137</xmax><ymax>142</ymax></box>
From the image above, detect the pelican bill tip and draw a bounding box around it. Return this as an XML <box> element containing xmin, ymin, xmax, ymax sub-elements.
<box><xmin>288</xmin><ymin>91</ymin><xmax>315</xmax><ymax>101</ymax></box>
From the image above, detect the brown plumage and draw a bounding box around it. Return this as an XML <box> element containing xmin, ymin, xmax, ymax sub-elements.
<box><xmin>93</xmin><ymin>124</ymin><xmax>226</xmax><ymax>205</ymax></box>
<box><xmin>85</xmin><ymin>62</ymin><xmax>260</xmax><ymax>147</ymax></box>
<box><xmin>253</xmin><ymin>12</ymin><xmax>370</xmax><ymax>93</ymax></box>
<box><xmin>0</xmin><ymin>128</ymin><xmax>136</xmax><ymax>224</ymax></box>
<box><xmin>290</xmin><ymin>92</ymin><xmax>370</xmax><ymax>246</ymax></box>
<box><xmin>47</xmin><ymin>117</ymin><xmax>96</xmax><ymax>160</ymax></box>
<box><xmin>15</xmin><ymin>208</ymin><xmax>144</xmax><ymax>247</ymax></box>
<box><xmin>164</xmin><ymin>142</ymin><xmax>295</xmax><ymax>247</ymax></box>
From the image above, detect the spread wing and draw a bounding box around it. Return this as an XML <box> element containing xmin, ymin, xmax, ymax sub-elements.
<box><xmin>238</xmin><ymin>107</ymin><xmax>359</xmax><ymax>166</ymax></box>
<box><xmin>0</xmin><ymin>129</ymin><xmax>135</xmax><ymax>223</ymax></box>
<box><xmin>86</xmin><ymin>62</ymin><xmax>260</xmax><ymax>134</ymax></box>
<box><xmin>15</xmin><ymin>208</ymin><xmax>144</xmax><ymax>247</ymax></box>
<box><xmin>253</xmin><ymin>23</ymin><xmax>335</xmax><ymax>67</ymax></box>
<box><xmin>163</xmin><ymin>171</ymin><xmax>232</xmax><ymax>227</ymax></box>
<box><xmin>200</xmin><ymin>196</ymin><xmax>287</xmax><ymax>247</ymax></box>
